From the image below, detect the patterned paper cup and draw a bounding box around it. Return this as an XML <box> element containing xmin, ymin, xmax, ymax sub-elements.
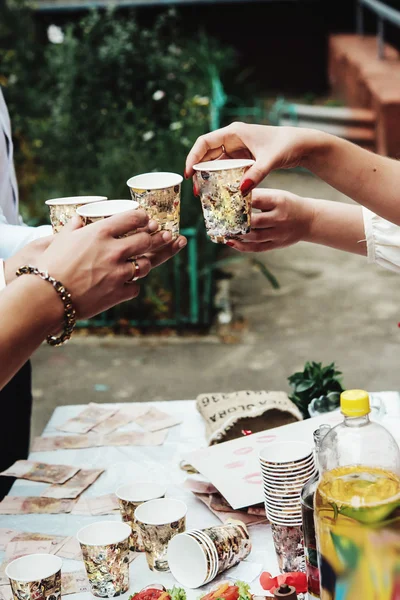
<box><xmin>135</xmin><ymin>498</ymin><xmax>187</xmax><ymax>572</ymax></box>
<box><xmin>193</xmin><ymin>159</ymin><xmax>254</xmax><ymax>244</ymax></box>
<box><xmin>271</xmin><ymin>523</ymin><xmax>305</xmax><ymax>573</ymax></box>
<box><xmin>188</xmin><ymin>529</ymin><xmax>219</xmax><ymax>581</ymax></box>
<box><xmin>167</xmin><ymin>532</ymin><xmax>217</xmax><ymax>589</ymax></box>
<box><xmin>201</xmin><ymin>522</ymin><xmax>252</xmax><ymax>575</ymax></box>
<box><xmin>77</xmin><ymin>520</ymin><xmax>131</xmax><ymax>598</ymax></box>
<box><xmin>6</xmin><ymin>554</ymin><xmax>62</xmax><ymax>600</ymax></box>
<box><xmin>45</xmin><ymin>196</ymin><xmax>108</xmax><ymax>233</ymax></box>
<box><xmin>259</xmin><ymin>441</ymin><xmax>313</xmax><ymax>467</ymax></box>
<box><xmin>116</xmin><ymin>482</ymin><xmax>167</xmax><ymax>552</ymax></box>
<box><xmin>127</xmin><ymin>172</ymin><xmax>182</xmax><ymax>239</ymax></box>
<box><xmin>77</xmin><ymin>200</ymin><xmax>139</xmax><ymax>227</ymax></box>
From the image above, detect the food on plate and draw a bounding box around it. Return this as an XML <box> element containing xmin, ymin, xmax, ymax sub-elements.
<box><xmin>129</xmin><ymin>585</ymin><xmax>186</xmax><ymax>600</ymax></box>
<box><xmin>200</xmin><ymin>581</ymin><xmax>253</xmax><ymax>600</ymax></box>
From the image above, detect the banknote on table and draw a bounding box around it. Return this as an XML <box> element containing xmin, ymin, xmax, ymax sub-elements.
<box><xmin>0</xmin><ymin>461</ymin><xmax>79</xmax><ymax>484</ymax></box>
<box><xmin>41</xmin><ymin>468</ymin><xmax>104</xmax><ymax>499</ymax></box>
<box><xmin>0</xmin><ymin>496</ymin><xmax>75</xmax><ymax>515</ymax></box>
<box><xmin>91</xmin><ymin>405</ymin><xmax>149</xmax><ymax>435</ymax></box>
<box><xmin>6</xmin><ymin>533</ymin><xmax>67</xmax><ymax>557</ymax></box>
<box><xmin>31</xmin><ymin>435</ymin><xmax>100</xmax><ymax>452</ymax></box>
<box><xmin>195</xmin><ymin>493</ymin><xmax>267</xmax><ymax>526</ymax></box>
<box><xmin>61</xmin><ymin>571</ymin><xmax>91</xmax><ymax>595</ymax></box>
<box><xmin>0</xmin><ymin>530</ymin><xmax>17</xmax><ymax>552</ymax></box>
<box><xmin>5</xmin><ymin>539</ymin><xmax>56</xmax><ymax>559</ymax></box>
<box><xmin>55</xmin><ymin>536</ymin><xmax>82</xmax><ymax>561</ymax></box>
<box><xmin>71</xmin><ymin>493</ymin><xmax>119</xmax><ymax>516</ymax></box>
<box><xmin>103</xmin><ymin>430</ymin><xmax>167</xmax><ymax>446</ymax></box>
<box><xmin>57</xmin><ymin>403</ymin><xmax>117</xmax><ymax>434</ymax></box>
<box><xmin>32</xmin><ymin>430</ymin><xmax>166</xmax><ymax>451</ymax></box>
<box><xmin>135</xmin><ymin>407</ymin><xmax>182</xmax><ymax>432</ymax></box>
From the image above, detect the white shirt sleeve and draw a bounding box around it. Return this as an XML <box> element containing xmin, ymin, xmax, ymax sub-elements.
<box><xmin>0</xmin><ymin>206</ymin><xmax>52</xmax><ymax>260</ymax></box>
<box><xmin>363</xmin><ymin>207</ymin><xmax>400</xmax><ymax>273</ymax></box>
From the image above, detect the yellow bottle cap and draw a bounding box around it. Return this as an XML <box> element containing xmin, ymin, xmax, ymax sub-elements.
<box><xmin>340</xmin><ymin>389</ymin><xmax>370</xmax><ymax>417</ymax></box>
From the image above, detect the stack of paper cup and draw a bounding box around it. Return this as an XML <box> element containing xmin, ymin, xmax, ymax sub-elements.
<box><xmin>259</xmin><ymin>441</ymin><xmax>315</xmax><ymax>526</ymax></box>
<box><xmin>167</xmin><ymin>522</ymin><xmax>251</xmax><ymax>589</ymax></box>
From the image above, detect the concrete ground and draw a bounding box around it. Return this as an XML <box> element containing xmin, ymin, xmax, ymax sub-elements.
<box><xmin>32</xmin><ymin>171</ymin><xmax>400</xmax><ymax>437</ymax></box>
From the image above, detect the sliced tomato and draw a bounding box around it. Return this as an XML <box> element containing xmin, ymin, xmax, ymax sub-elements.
<box><xmin>201</xmin><ymin>585</ymin><xmax>239</xmax><ymax>600</ymax></box>
<box><xmin>131</xmin><ymin>589</ymin><xmax>169</xmax><ymax>600</ymax></box>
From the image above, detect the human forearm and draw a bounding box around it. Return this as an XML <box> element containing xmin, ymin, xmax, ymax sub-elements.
<box><xmin>305</xmin><ymin>199</ymin><xmax>366</xmax><ymax>256</ymax></box>
<box><xmin>303</xmin><ymin>133</ymin><xmax>400</xmax><ymax>226</ymax></box>
<box><xmin>0</xmin><ymin>276</ymin><xmax>63</xmax><ymax>388</ymax></box>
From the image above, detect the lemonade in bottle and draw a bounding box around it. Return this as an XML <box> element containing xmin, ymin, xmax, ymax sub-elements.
<box><xmin>315</xmin><ymin>390</ymin><xmax>400</xmax><ymax>600</ymax></box>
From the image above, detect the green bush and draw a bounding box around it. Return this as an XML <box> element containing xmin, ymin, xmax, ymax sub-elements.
<box><xmin>0</xmin><ymin>3</ymin><xmax>235</xmax><ymax>323</ymax></box>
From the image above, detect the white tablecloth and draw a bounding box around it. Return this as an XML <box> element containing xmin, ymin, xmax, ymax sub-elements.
<box><xmin>0</xmin><ymin>401</ymin><xmax>278</xmax><ymax>599</ymax></box>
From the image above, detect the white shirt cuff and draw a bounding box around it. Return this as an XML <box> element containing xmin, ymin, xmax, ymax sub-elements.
<box><xmin>0</xmin><ymin>259</ymin><xmax>6</xmax><ymax>292</ymax></box>
<box><xmin>363</xmin><ymin>207</ymin><xmax>400</xmax><ymax>274</ymax></box>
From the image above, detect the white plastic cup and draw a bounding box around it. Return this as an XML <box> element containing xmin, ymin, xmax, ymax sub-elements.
<box><xmin>135</xmin><ymin>498</ymin><xmax>187</xmax><ymax>572</ymax></box>
<box><xmin>6</xmin><ymin>554</ymin><xmax>62</xmax><ymax>600</ymax></box>
<box><xmin>45</xmin><ymin>195</ymin><xmax>107</xmax><ymax>233</ymax></box>
<box><xmin>77</xmin><ymin>521</ymin><xmax>131</xmax><ymax>597</ymax></box>
<box><xmin>116</xmin><ymin>482</ymin><xmax>167</xmax><ymax>552</ymax></box>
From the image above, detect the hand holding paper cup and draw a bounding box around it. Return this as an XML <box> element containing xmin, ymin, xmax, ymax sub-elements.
<box><xmin>77</xmin><ymin>520</ymin><xmax>131</xmax><ymax>597</ymax></box>
<box><xmin>45</xmin><ymin>196</ymin><xmax>107</xmax><ymax>233</ymax></box>
<box><xmin>193</xmin><ymin>159</ymin><xmax>254</xmax><ymax>244</ymax></box>
<box><xmin>134</xmin><ymin>497</ymin><xmax>187</xmax><ymax>572</ymax></box>
<box><xmin>116</xmin><ymin>481</ymin><xmax>167</xmax><ymax>552</ymax></box>
<box><xmin>6</xmin><ymin>554</ymin><xmax>62</xmax><ymax>600</ymax></box>
<box><xmin>127</xmin><ymin>172</ymin><xmax>182</xmax><ymax>239</ymax></box>
<box><xmin>77</xmin><ymin>200</ymin><xmax>139</xmax><ymax>228</ymax></box>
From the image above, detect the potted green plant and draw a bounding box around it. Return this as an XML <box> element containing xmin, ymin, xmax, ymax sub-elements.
<box><xmin>288</xmin><ymin>361</ymin><xmax>344</xmax><ymax>419</ymax></box>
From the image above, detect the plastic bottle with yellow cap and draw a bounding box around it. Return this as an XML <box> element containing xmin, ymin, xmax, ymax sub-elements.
<box><xmin>315</xmin><ymin>390</ymin><xmax>400</xmax><ymax>600</ymax></box>
<box><xmin>318</xmin><ymin>389</ymin><xmax>400</xmax><ymax>474</ymax></box>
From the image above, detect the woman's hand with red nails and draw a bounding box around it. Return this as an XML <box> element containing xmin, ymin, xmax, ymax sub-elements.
<box><xmin>226</xmin><ymin>188</ymin><xmax>314</xmax><ymax>253</ymax></box>
<box><xmin>185</xmin><ymin>122</ymin><xmax>327</xmax><ymax>192</ymax></box>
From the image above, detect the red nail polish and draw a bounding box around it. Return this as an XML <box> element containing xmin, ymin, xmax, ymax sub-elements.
<box><xmin>193</xmin><ymin>181</ymin><xmax>200</xmax><ymax>197</ymax></box>
<box><xmin>241</xmin><ymin>178</ymin><xmax>254</xmax><ymax>196</ymax></box>
<box><xmin>226</xmin><ymin>241</ymin><xmax>235</xmax><ymax>247</ymax></box>
<box><xmin>184</xmin><ymin>169</ymin><xmax>188</xmax><ymax>180</ymax></box>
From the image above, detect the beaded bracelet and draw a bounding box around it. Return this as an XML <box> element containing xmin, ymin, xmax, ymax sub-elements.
<box><xmin>16</xmin><ymin>265</ymin><xmax>77</xmax><ymax>347</ymax></box>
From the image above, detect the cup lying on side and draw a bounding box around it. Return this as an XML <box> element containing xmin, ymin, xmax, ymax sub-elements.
<box><xmin>193</xmin><ymin>159</ymin><xmax>254</xmax><ymax>244</ymax></box>
<box><xmin>116</xmin><ymin>481</ymin><xmax>167</xmax><ymax>552</ymax></box>
<box><xmin>6</xmin><ymin>554</ymin><xmax>62</xmax><ymax>600</ymax></box>
<box><xmin>77</xmin><ymin>520</ymin><xmax>131</xmax><ymax>598</ymax></box>
<box><xmin>76</xmin><ymin>199</ymin><xmax>139</xmax><ymax>228</ymax></box>
<box><xmin>127</xmin><ymin>172</ymin><xmax>182</xmax><ymax>239</ymax></box>
<box><xmin>134</xmin><ymin>498</ymin><xmax>187</xmax><ymax>572</ymax></box>
<box><xmin>45</xmin><ymin>196</ymin><xmax>108</xmax><ymax>233</ymax></box>
<box><xmin>167</xmin><ymin>521</ymin><xmax>251</xmax><ymax>588</ymax></box>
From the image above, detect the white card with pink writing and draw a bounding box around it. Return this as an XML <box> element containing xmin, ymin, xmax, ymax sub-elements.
<box><xmin>186</xmin><ymin>411</ymin><xmax>342</xmax><ymax>509</ymax></box>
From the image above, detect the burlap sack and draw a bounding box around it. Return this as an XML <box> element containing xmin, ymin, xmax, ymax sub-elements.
<box><xmin>196</xmin><ymin>390</ymin><xmax>303</xmax><ymax>445</ymax></box>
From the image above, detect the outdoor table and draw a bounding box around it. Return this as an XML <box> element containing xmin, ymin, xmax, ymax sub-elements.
<box><xmin>0</xmin><ymin>401</ymin><xmax>279</xmax><ymax>600</ymax></box>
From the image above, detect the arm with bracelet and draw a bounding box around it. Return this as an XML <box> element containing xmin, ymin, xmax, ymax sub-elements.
<box><xmin>0</xmin><ymin>210</ymin><xmax>187</xmax><ymax>390</ymax></box>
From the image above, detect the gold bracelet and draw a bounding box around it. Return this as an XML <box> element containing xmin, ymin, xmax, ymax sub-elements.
<box><xmin>16</xmin><ymin>265</ymin><xmax>77</xmax><ymax>346</ymax></box>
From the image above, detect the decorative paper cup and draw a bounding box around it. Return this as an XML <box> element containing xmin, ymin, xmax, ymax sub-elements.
<box><xmin>168</xmin><ymin>532</ymin><xmax>217</xmax><ymax>589</ymax></box>
<box><xmin>193</xmin><ymin>159</ymin><xmax>254</xmax><ymax>244</ymax></box>
<box><xmin>46</xmin><ymin>196</ymin><xmax>107</xmax><ymax>233</ymax></box>
<box><xmin>6</xmin><ymin>554</ymin><xmax>62</xmax><ymax>600</ymax></box>
<box><xmin>134</xmin><ymin>498</ymin><xmax>187</xmax><ymax>572</ymax></box>
<box><xmin>127</xmin><ymin>172</ymin><xmax>182</xmax><ymax>239</ymax></box>
<box><xmin>259</xmin><ymin>441</ymin><xmax>313</xmax><ymax>466</ymax></box>
<box><xmin>77</xmin><ymin>520</ymin><xmax>131</xmax><ymax>597</ymax></box>
<box><xmin>202</xmin><ymin>522</ymin><xmax>252</xmax><ymax>575</ymax></box>
<box><xmin>77</xmin><ymin>199</ymin><xmax>139</xmax><ymax>226</ymax></box>
<box><xmin>116</xmin><ymin>482</ymin><xmax>167</xmax><ymax>552</ymax></box>
<box><xmin>189</xmin><ymin>529</ymin><xmax>219</xmax><ymax>580</ymax></box>
<box><xmin>271</xmin><ymin>523</ymin><xmax>305</xmax><ymax>573</ymax></box>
